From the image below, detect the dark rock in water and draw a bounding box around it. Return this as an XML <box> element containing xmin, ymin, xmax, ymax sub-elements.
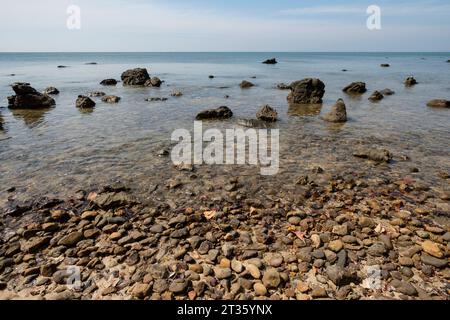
<box><xmin>380</xmin><ymin>64</ymin><xmax>390</xmax><ymax>67</ymax></box>
<box><xmin>380</xmin><ymin>88</ymin><xmax>395</xmax><ymax>96</ymax></box>
<box><xmin>57</xmin><ymin>65</ymin><xmax>68</xmax><ymax>68</ymax></box>
<box><xmin>144</xmin><ymin>77</ymin><xmax>162</xmax><ymax>88</ymax></box>
<box><xmin>196</xmin><ymin>106</ymin><xmax>233</xmax><ymax>120</ymax></box>
<box><xmin>287</xmin><ymin>78</ymin><xmax>325</xmax><ymax>104</ymax></box>
<box><xmin>8</xmin><ymin>83</ymin><xmax>56</xmax><ymax>109</ymax></box>
<box><xmin>447</xmin><ymin>60</ymin><xmax>450</xmax><ymax>63</ymax></box>
<box><xmin>145</xmin><ymin>97</ymin><xmax>168</xmax><ymax>102</ymax></box>
<box><xmin>171</xmin><ymin>91</ymin><xmax>183</xmax><ymax>97</ymax></box>
<box><xmin>240</xmin><ymin>80</ymin><xmax>254</xmax><ymax>89</ymax></box>
<box><xmin>404</xmin><ymin>76</ymin><xmax>418</xmax><ymax>87</ymax></box>
<box><xmin>256</xmin><ymin>105</ymin><xmax>278</xmax><ymax>122</ymax></box>
<box><xmin>321</xmin><ymin>99</ymin><xmax>347</xmax><ymax>123</ymax></box>
<box><xmin>353</xmin><ymin>147</ymin><xmax>392</xmax><ymax>163</ymax></box>
<box><xmin>368</xmin><ymin>91</ymin><xmax>384</xmax><ymax>102</ymax></box>
<box><xmin>88</xmin><ymin>91</ymin><xmax>106</xmax><ymax>97</ymax></box>
<box><xmin>343</xmin><ymin>82</ymin><xmax>367</xmax><ymax>94</ymax></box>
<box><xmin>426</xmin><ymin>99</ymin><xmax>450</xmax><ymax>108</ymax></box>
<box><xmin>236</xmin><ymin>118</ymin><xmax>272</xmax><ymax>129</ymax></box>
<box><xmin>342</xmin><ymin>69</ymin><xmax>348</xmax><ymax>72</ymax></box>
<box><xmin>121</xmin><ymin>68</ymin><xmax>151</xmax><ymax>86</ymax></box>
<box><xmin>76</xmin><ymin>95</ymin><xmax>96</xmax><ymax>109</ymax></box>
<box><xmin>43</xmin><ymin>87</ymin><xmax>59</xmax><ymax>95</ymax></box>
<box><xmin>100</xmin><ymin>79</ymin><xmax>118</xmax><ymax>86</ymax></box>
<box><xmin>276</xmin><ymin>83</ymin><xmax>291</xmax><ymax>90</ymax></box>
<box><xmin>262</xmin><ymin>58</ymin><xmax>277</xmax><ymax>64</ymax></box>
<box><xmin>209</xmin><ymin>75</ymin><xmax>215</xmax><ymax>79</ymax></box>
<box><xmin>85</xmin><ymin>62</ymin><xmax>97</xmax><ymax>65</ymax></box>
<box><xmin>101</xmin><ymin>95</ymin><xmax>121</xmax><ymax>103</ymax></box>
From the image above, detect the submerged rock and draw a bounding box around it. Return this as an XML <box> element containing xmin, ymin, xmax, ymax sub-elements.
<box><xmin>8</xmin><ymin>83</ymin><xmax>56</xmax><ymax>109</ymax></box>
<box><xmin>88</xmin><ymin>91</ymin><xmax>106</xmax><ymax>97</ymax></box>
<box><xmin>236</xmin><ymin>118</ymin><xmax>272</xmax><ymax>129</ymax></box>
<box><xmin>101</xmin><ymin>95</ymin><xmax>121</xmax><ymax>103</ymax></box>
<box><xmin>196</xmin><ymin>106</ymin><xmax>233</xmax><ymax>120</ymax></box>
<box><xmin>171</xmin><ymin>91</ymin><xmax>183</xmax><ymax>97</ymax></box>
<box><xmin>426</xmin><ymin>99</ymin><xmax>450</xmax><ymax>108</ymax></box>
<box><xmin>145</xmin><ymin>97</ymin><xmax>168</xmax><ymax>102</ymax></box>
<box><xmin>240</xmin><ymin>80</ymin><xmax>255</xmax><ymax>89</ymax></box>
<box><xmin>76</xmin><ymin>95</ymin><xmax>96</xmax><ymax>109</ymax></box>
<box><xmin>353</xmin><ymin>147</ymin><xmax>392</xmax><ymax>163</ymax></box>
<box><xmin>405</xmin><ymin>76</ymin><xmax>418</xmax><ymax>87</ymax></box>
<box><xmin>321</xmin><ymin>99</ymin><xmax>347</xmax><ymax>123</ymax></box>
<box><xmin>256</xmin><ymin>105</ymin><xmax>278</xmax><ymax>122</ymax></box>
<box><xmin>380</xmin><ymin>88</ymin><xmax>395</xmax><ymax>96</ymax></box>
<box><xmin>276</xmin><ymin>83</ymin><xmax>291</xmax><ymax>90</ymax></box>
<box><xmin>121</xmin><ymin>68</ymin><xmax>151</xmax><ymax>86</ymax></box>
<box><xmin>343</xmin><ymin>82</ymin><xmax>367</xmax><ymax>94</ymax></box>
<box><xmin>287</xmin><ymin>78</ymin><xmax>325</xmax><ymax>104</ymax></box>
<box><xmin>43</xmin><ymin>87</ymin><xmax>59</xmax><ymax>95</ymax></box>
<box><xmin>262</xmin><ymin>58</ymin><xmax>277</xmax><ymax>64</ymax></box>
<box><xmin>368</xmin><ymin>91</ymin><xmax>384</xmax><ymax>102</ymax></box>
<box><xmin>100</xmin><ymin>79</ymin><xmax>118</xmax><ymax>86</ymax></box>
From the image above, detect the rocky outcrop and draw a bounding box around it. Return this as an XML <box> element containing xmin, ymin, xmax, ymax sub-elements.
<box><xmin>287</xmin><ymin>78</ymin><xmax>325</xmax><ymax>104</ymax></box>
<box><xmin>380</xmin><ymin>89</ymin><xmax>395</xmax><ymax>96</ymax></box>
<box><xmin>43</xmin><ymin>87</ymin><xmax>59</xmax><ymax>95</ymax></box>
<box><xmin>144</xmin><ymin>77</ymin><xmax>162</xmax><ymax>88</ymax></box>
<box><xmin>7</xmin><ymin>83</ymin><xmax>56</xmax><ymax>109</ymax></box>
<box><xmin>353</xmin><ymin>147</ymin><xmax>392</xmax><ymax>163</ymax></box>
<box><xmin>76</xmin><ymin>95</ymin><xmax>96</xmax><ymax>109</ymax></box>
<box><xmin>196</xmin><ymin>106</ymin><xmax>233</xmax><ymax>120</ymax></box>
<box><xmin>405</xmin><ymin>76</ymin><xmax>418</xmax><ymax>87</ymax></box>
<box><xmin>343</xmin><ymin>82</ymin><xmax>367</xmax><ymax>94</ymax></box>
<box><xmin>121</xmin><ymin>68</ymin><xmax>151</xmax><ymax>86</ymax></box>
<box><xmin>100</xmin><ymin>79</ymin><xmax>118</xmax><ymax>86</ymax></box>
<box><xmin>256</xmin><ymin>105</ymin><xmax>278</xmax><ymax>122</ymax></box>
<box><xmin>101</xmin><ymin>95</ymin><xmax>121</xmax><ymax>103</ymax></box>
<box><xmin>426</xmin><ymin>100</ymin><xmax>450</xmax><ymax>108</ymax></box>
<box><xmin>262</xmin><ymin>58</ymin><xmax>277</xmax><ymax>64</ymax></box>
<box><xmin>240</xmin><ymin>81</ymin><xmax>254</xmax><ymax>89</ymax></box>
<box><xmin>88</xmin><ymin>91</ymin><xmax>106</xmax><ymax>97</ymax></box>
<box><xmin>369</xmin><ymin>91</ymin><xmax>384</xmax><ymax>102</ymax></box>
<box><xmin>321</xmin><ymin>99</ymin><xmax>347</xmax><ymax>123</ymax></box>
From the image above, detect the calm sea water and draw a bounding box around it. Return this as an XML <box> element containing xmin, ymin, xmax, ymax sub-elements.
<box><xmin>0</xmin><ymin>52</ymin><xmax>449</xmax><ymax>204</ymax></box>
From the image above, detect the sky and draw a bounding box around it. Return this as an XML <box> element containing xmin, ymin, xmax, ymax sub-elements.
<box><xmin>1</xmin><ymin>0</ymin><xmax>450</xmax><ymax>52</ymax></box>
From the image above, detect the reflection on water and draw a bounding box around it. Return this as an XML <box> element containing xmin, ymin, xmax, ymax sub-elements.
<box><xmin>10</xmin><ymin>107</ymin><xmax>54</xmax><ymax>128</ymax></box>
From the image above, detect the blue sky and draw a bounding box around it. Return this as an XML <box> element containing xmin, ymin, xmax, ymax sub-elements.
<box><xmin>1</xmin><ymin>0</ymin><xmax>450</xmax><ymax>51</ymax></box>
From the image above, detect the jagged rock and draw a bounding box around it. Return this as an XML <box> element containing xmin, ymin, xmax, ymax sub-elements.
<box><xmin>144</xmin><ymin>77</ymin><xmax>162</xmax><ymax>88</ymax></box>
<box><xmin>196</xmin><ymin>106</ymin><xmax>233</xmax><ymax>120</ymax></box>
<box><xmin>256</xmin><ymin>105</ymin><xmax>278</xmax><ymax>122</ymax></box>
<box><xmin>101</xmin><ymin>95</ymin><xmax>121</xmax><ymax>103</ymax></box>
<box><xmin>88</xmin><ymin>91</ymin><xmax>106</xmax><ymax>97</ymax></box>
<box><xmin>321</xmin><ymin>99</ymin><xmax>347</xmax><ymax>123</ymax></box>
<box><xmin>100</xmin><ymin>79</ymin><xmax>118</xmax><ymax>86</ymax></box>
<box><xmin>240</xmin><ymin>80</ymin><xmax>254</xmax><ymax>89</ymax></box>
<box><xmin>121</xmin><ymin>68</ymin><xmax>150</xmax><ymax>86</ymax></box>
<box><xmin>380</xmin><ymin>89</ymin><xmax>395</xmax><ymax>96</ymax></box>
<box><xmin>287</xmin><ymin>78</ymin><xmax>325</xmax><ymax>104</ymax></box>
<box><xmin>43</xmin><ymin>87</ymin><xmax>59</xmax><ymax>95</ymax></box>
<box><xmin>427</xmin><ymin>99</ymin><xmax>450</xmax><ymax>108</ymax></box>
<box><xmin>8</xmin><ymin>84</ymin><xmax>56</xmax><ymax>109</ymax></box>
<box><xmin>405</xmin><ymin>76</ymin><xmax>418</xmax><ymax>87</ymax></box>
<box><xmin>353</xmin><ymin>147</ymin><xmax>392</xmax><ymax>163</ymax></box>
<box><xmin>262</xmin><ymin>58</ymin><xmax>277</xmax><ymax>64</ymax></box>
<box><xmin>76</xmin><ymin>95</ymin><xmax>96</xmax><ymax>109</ymax></box>
<box><xmin>343</xmin><ymin>82</ymin><xmax>367</xmax><ymax>94</ymax></box>
<box><xmin>368</xmin><ymin>91</ymin><xmax>384</xmax><ymax>102</ymax></box>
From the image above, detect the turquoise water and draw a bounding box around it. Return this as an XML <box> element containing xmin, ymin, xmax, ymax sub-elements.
<box><xmin>0</xmin><ymin>52</ymin><xmax>449</xmax><ymax>203</ymax></box>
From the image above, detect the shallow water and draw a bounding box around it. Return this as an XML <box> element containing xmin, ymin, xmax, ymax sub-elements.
<box><xmin>0</xmin><ymin>52</ymin><xmax>449</xmax><ymax>205</ymax></box>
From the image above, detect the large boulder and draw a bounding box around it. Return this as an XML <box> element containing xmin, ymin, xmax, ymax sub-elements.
<box><xmin>100</xmin><ymin>79</ymin><xmax>118</xmax><ymax>86</ymax></box>
<box><xmin>196</xmin><ymin>106</ymin><xmax>233</xmax><ymax>120</ymax></box>
<box><xmin>427</xmin><ymin>99</ymin><xmax>450</xmax><ymax>108</ymax></box>
<box><xmin>76</xmin><ymin>95</ymin><xmax>96</xmax><ymax>109</ymax></box>
<box><xmin>287</xmin><ymin>78</ymin><xmax>325</xmax><ymax>104</ymax></box>
<box><xmin>321</xmin><ymin>99</ymin><xmax>347</xmax><ymax>123</ymax></box>
<box><xmin>405</xmin><ymin>76</ymin><xmax>418</xmax><ymax>87</ymax></box>
<box><xmin>121</xmin><ymin>68</ymin><xmax>151</xmax><ymax>86</ymax></box>
<box><xmin>343</xmin><ymin>82</ymin><xmax>367</xmax><ymax>94</ymax></box>
<box><xmin>262</xmin><ymin>58</ymin><xmax>277</xmax><ymax>64</ymax></box>
<box><xmin>256</xmin><ymin>105</ymin><xmax>278</xmax><ymax>122</ymax></box>
<box><xmin>7</xmin><ymin>83</ymin><xmax>56</xmax><ymax>109</ymax></box>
